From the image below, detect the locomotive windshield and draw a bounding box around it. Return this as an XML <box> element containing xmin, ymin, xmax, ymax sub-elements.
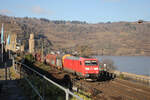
<box><xmin>85</xmin><ymin>60</ymin><xmax>98</xmax><ymax>66</ymax></box>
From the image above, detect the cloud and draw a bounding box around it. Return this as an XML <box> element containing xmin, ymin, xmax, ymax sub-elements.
<box><xmin>31</xmin><ymin>6</ymin><xmax>50</xmax><ymax>15</ymax></box>
<box><xmin>0</xmin><ymin>9</ymin><xmax>12</xmax><ymax>15</ymax></box>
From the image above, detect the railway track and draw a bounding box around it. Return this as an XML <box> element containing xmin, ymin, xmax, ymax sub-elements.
<box><xmin>112</xmin><ymin>79</ymin><xmax>150</xmax><ymax>97</ymax></box>
<box><xmin>73</xmin><ymin>77</ymin><xmax>150</xmax><ymax>100</ymax></box>
<box><xmin>22</xmin><ymin>61</ymin><xmax>150</xmax><ymax>100</ymax></box>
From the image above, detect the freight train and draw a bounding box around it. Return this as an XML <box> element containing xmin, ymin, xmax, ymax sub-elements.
<box><xmin>35</xmin><ymin>53</ymin><xmax>101</xmax><ymax>79</ymax></box>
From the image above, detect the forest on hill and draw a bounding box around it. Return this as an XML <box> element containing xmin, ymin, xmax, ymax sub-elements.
<box><xmin>0</xmin><ymin>15</ymin><xmax>150</xmax><ymax>56</ymax></box>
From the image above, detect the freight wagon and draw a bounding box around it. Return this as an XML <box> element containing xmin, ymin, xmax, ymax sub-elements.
<box><xmin>45</xmin><ymin>54</ymin><xmax>63</xmax><ymax>69</ymax></box>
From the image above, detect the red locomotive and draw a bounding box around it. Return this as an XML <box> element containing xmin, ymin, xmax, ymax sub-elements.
<box><xmin>63</xmin><ymin>55</ymin><xmax>99</xmax><ymax>79</ymax></box>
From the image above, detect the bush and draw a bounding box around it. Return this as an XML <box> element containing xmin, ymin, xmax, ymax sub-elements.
<box><xmin>119</xmin><ymin>74</ymin><xmax>124</xmax><ymax>79</ymax></box>
<box><xmin>71</xmin><ymin>91</ymin><xmax>91</xmax><ymax>100</ymax></box>
<box><xmin>102</xmin><ymin>58</ymin><xmax>117</xmax><ymax>70</ymax></box>
<box><xmin>25</xmin><ymin>54</ymin><xmax>34</xmax><ymax>64</ymax></box>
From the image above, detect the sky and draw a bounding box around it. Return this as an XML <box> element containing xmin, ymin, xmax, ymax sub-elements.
<box><xmin>0</xmin><ymin>0</ymin><xmax>150</xmax><ymax>23</ymax></box>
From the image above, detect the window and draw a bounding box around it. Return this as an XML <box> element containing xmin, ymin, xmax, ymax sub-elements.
<box><xmin>80</xmin><ymin>61</ymin><xmax>82</xmax><ymax>65</ymax></box>
<box><xmin>91</xmin><ymin>60</ymin><xmax>98</xmax><ymax>65</ymax></box>
<box><xmin>85</xmin><ymin>60</ymin><xmax>98</xmax><ymax>66</ymax></box>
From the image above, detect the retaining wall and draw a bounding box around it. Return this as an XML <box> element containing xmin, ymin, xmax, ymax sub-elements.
<box><xmin>110</xmin><ymin>70</ymin><xmax>150</xmax><ymax>85</ymax></box>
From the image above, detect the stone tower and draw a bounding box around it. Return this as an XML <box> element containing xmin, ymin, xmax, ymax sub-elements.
<box><xmin>29</xmin><ymin>33</ymin><xmax>35</xmax><ymax>53</ymax></box>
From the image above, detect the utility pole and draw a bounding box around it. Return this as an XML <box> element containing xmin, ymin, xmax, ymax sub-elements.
<box><xmin>1</xmin><ymin>23</ymin><xmax>4</xmax><ymax>63</ymax></box>
<box><xmin>5</xmin><ymin>63</ymin><xmax>7</xmax><ymax>81</ymax></box>
<box><xmin>109</xmin><ymin>40</ymin><xmax>112</xmax><ymax>56</ymax></box>
<box><xmin>2</xmin><ymin>42</ymin><xmax>3</xmax><ymax>62</ymax></box>
<box><xmin>102</xmin><ymin>48</ymin><xmax>104</xmax><ymax>56</ymax></box>
<box><xmin>42</xmin><ymin>40</ymin><xmax>44</xmax><ymax>61</ymax></box>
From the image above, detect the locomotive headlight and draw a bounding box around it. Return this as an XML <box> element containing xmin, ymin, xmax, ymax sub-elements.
<box><xmin>85</xmin><ymin>68</ymin><xmax>90</xmax><ymax>70</ymax></box>
<box><xmin>85</xmin><ymin>74</ymin><xmax>89</xmax><ymax>77</ymax></box>
<box><xmin>94</xmin><ymin>68</ymin><xmax>98</xmax><ymax>70</ymax></box>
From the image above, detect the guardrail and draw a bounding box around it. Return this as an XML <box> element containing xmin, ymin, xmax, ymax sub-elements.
<box><xmin>12</xmin><ymin>58</ymin><xmax>83</xmax><ymax>100</ymax></box>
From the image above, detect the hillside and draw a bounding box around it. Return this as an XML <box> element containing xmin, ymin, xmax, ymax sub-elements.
<box><xmin>0</xmin><ymin>15</ymin><xmax>150</xmax><ymax>56</ymax></box>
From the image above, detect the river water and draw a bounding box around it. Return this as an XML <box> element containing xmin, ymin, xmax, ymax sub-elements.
<box><xmin>96</xmin><ymin>56</ymin><xmax>150</xmax><ymax>76</ymax></box>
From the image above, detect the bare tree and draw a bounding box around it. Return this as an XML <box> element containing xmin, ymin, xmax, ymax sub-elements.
<box><xmin>102</xmin><ymin>58</ymin><xmax>117</xmax><ymax>70</ymax></box>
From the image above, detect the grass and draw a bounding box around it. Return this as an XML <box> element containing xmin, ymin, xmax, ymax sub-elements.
<box><xmin>71</xmin><ymin>90</ymin><xmax>92</xmax><ymax>100</ymax></box>
<box><xmin>119</xmin><ymin>74</ymin><xmax>124</xmax><ymax>80</ymax></box>
<box><xmin>9</xmin><ymin>66</ymin><xmax>20</xmax><ymax>79</ymax></box>
<box><xmin>18</xmin><ymin>74</ymin><xmax>66</xmax><ymax>100</ymax></box>
<box><xmin>34</xmin><ymin>61</ymin><xmax>51</xmax><ymax>71</ymax></box>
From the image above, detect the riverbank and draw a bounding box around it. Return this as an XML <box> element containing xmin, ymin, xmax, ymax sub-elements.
<box><xmin>110</xmin><ymin>70</ymin><xmax>150</xmax><ymax>86</ymax></box>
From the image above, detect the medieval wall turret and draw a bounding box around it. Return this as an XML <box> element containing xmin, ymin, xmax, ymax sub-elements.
<box><xmin>29</xmin><ymin>33</ymin><xmax>35</xmax><ymax>53</ymax></box>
